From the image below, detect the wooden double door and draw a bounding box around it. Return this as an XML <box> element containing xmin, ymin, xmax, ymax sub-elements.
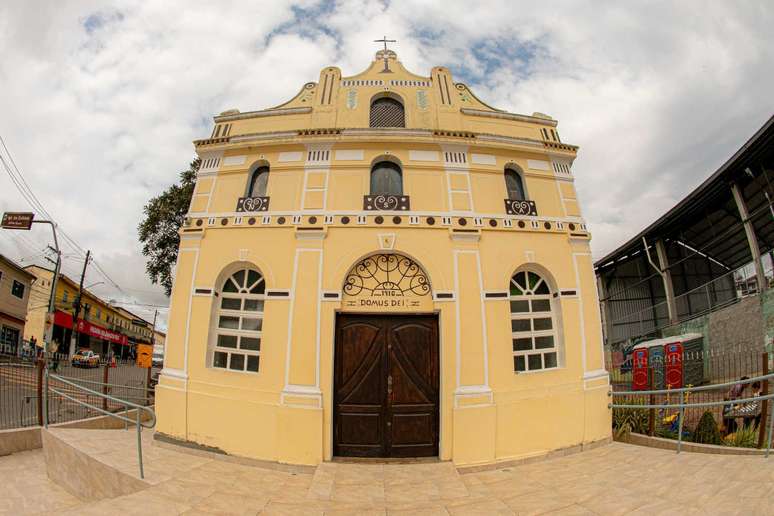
<box><xmin>333</xmin><ymin>314</ymin><xmax>439</xmax><ymax>458</ymax></box>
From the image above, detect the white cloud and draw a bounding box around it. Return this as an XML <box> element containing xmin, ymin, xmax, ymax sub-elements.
<box><xmin>1</xmin><ymin>0</ymin><xmax>773</xmax><ymax>328</ymax></box>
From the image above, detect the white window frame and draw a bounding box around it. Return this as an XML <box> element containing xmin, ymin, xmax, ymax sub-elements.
<box><xmin>510</xmin><ymin>271</ymin><xmax>560</xmax><ymax>373</ymax></box>
<box><xmin>211</xmin><ymin>269</ymin><xmax>265</xmax><ymax>374</ymax></box>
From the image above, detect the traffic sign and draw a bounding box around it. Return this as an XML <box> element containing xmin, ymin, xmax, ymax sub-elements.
<box><xmin>1</xmin><ymin>212</ymin><xmax>34</xmax><ymax>230</ymax></box>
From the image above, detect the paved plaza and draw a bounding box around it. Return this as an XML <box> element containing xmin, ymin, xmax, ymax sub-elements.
<box><xmin>2</xmin><ymin>429</ymin><xmax>774</xmax><ymax>515</ymax></box>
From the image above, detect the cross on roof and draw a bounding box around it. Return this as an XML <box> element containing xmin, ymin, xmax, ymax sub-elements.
<box><xmin>374</xmin><ymin>35</ymin><xmax>397</xmax><ymax>73</ymax></box>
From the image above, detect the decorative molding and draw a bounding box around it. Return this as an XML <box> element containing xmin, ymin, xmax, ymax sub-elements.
<box><xmin>334</xmin><ymin>149</ymin><xmax>364</xmax><ymax>161</ymax></box>
<box><xmin>460</xmin><ymin>107</ymin><xmax>558</xmax><ymax>127</ymax></box>
<box><xmin>278</xmin><ymin>151</ymin><xmax>303</xmax><ymax>162</ymax></box>
<box><xmin>377</xmin><ymin>233</ymin><xmax>396</xmax><ymax>250</ymax></box>
<box><xmin>471</xmin><ymin>153</ymin><xmax>496</xmax><ymax>165</ymax></box>
<box><xmin>433</xmin><ymin>291</ymin><xmax>455</xmax><ymax>301</ymax></box>
<box><xmin>527</xmin><ymin>159</ymin><xmax>551</xmax><ymax>171</ymax></box>
<box><xmin>363</xmin><ymin>195</ymin><xmax>410</xmax><ymax>211</ymax></box>
<box><xmin>409</xmin><ymin>150</ymin><xmax>440</xmax><ymax>162</ymax></box>
<box><xmin>504</xmin><ymin>199</ymin><xmax>538</xmax><ymax>216</ymax></box>
<box><xmin>236</xmin><ymin>196</ymin><xmax>270</xmax><ymax>212</ymax></box>
<box><xmin>160</xmin><ymin>368</ymin><xmax>188</xmax><ymax>380</ymax></box>
<box><xmin>222</xmin><ymin>155</ymin><xmax>247</xmax><ymax>166</ymax></box>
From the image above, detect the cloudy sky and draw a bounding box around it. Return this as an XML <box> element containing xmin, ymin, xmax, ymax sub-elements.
<box><xmin>1</xmin><ymin>0</ymin><xmax>773</xmax><ymax>328</ymax></box>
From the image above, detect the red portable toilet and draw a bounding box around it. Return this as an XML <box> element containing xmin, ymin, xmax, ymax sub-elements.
<box><xmin>632</xmin><ymin>347</ymin><xmax>650</xmax><ymax>391</ymax></box>
<box><xmin>665</xmin><ymin>342</ymin><xmax>684</xmax><ymax>388</ymax></box>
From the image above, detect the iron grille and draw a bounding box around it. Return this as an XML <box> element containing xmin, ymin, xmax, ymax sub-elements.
<box><xmin>369</xmin><ymin>98</ymin><xmax>405</xmax><ymax>128</ymax></box>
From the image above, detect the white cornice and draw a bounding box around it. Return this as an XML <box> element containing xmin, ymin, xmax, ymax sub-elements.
<box><xmin>214</xmin><ymin>107</ymin><xmax>312</xmax><ymax>123</ymax></box>
<box><xmin>461</xmin><ymin>108</ymin><xmax>558</xmax><ymax>127</ymax></box>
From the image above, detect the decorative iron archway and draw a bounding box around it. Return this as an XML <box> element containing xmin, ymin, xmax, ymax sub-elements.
<box><xmin>341</xmin><ymin>253</ymin><xmax>432</xmax><ymax>312</ymax></box>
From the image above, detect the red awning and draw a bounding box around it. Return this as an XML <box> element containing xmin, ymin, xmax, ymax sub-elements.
<box><xmin>53</xmin><ymin>310</ymin><xmax>128</xmax><ymax>346</ymax></box>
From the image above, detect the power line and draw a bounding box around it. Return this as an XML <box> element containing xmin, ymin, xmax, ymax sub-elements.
<box><xmin>0</xmin><ymin>133</ymin><xmax>127</xmax><ymax>298</ymax></box>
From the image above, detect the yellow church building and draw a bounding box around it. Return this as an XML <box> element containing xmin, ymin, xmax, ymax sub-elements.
<box><xmin>155</xmin><ymin>48</ymin><xmax>610</xmax><ymax>466</ymax></box>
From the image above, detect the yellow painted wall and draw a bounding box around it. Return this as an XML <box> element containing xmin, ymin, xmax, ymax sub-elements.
<box><xmin>156</xmin><ymin>51</ymin><xmax>607</xmax><ymax>467</ymax></box>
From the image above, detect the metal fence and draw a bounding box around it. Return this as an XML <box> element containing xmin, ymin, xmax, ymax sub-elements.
<box><xmin>611</xmin><ymin>373</ymin><xmax>774</xmax><ymax>456</ymax></box>
<box><xmin>608</xmin><ymin>350</ymin><xmax>770</xmax><ymax>438</ymax></box>
<box><xmin>0</xmin><ymin>344</ymin><xmax>156</xmax><ymax>430</ymax></box>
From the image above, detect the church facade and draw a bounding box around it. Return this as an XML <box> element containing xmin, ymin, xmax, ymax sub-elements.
<box><xmin>155</xmin><ymin>49</ymin><xmax>610</xmax><ymax>466</ymax></box>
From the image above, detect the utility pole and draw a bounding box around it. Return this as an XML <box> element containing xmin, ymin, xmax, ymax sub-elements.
<box><xmin>68</xmin><ymin>250</ymin><xmax>91</xmax><ymax>356</ymax></box>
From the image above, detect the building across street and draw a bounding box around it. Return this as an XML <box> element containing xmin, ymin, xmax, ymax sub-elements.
<box><xmin>0</xmin><ymin>254</ymin><xmax>35</xmax><ymax>353</ymax></box>
<box><xmin>23</xmin><ymin>265</ymin><xmax>155</xmax><ymax>358</ymax></box>
<box><xmin>155</xmin><ymin>48</ymin><xmax>609</xmax><ymax>466</ymax></box>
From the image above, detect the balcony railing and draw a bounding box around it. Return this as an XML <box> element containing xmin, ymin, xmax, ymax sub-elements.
<box><xmin>363</xmin><ymin>194</ymin><xmax>410</xmax><ymax>211</ymax></box>
<box><xmin>504</xmin><ymin>199</ymin><xmax>537</xmax><ymax>216</ymax></box>
<box><xmin>236</xmin><ymin>196</ymin><xmax>270</xmax><ymax>212</ymax></box>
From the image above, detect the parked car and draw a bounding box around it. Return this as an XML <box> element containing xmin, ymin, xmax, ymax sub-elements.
<box><xmin>71</xmin><ymin>349</ymin><xmax>100</xmax><ymax>368</ymax></box>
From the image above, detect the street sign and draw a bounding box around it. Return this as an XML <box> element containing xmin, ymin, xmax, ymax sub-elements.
<box><xmin>1</xmin><ymin>212</ymin><xmax>34</xmax><ymax>230</ymax></box>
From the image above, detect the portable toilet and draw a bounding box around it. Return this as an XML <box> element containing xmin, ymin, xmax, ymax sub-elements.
<box><xmin>665</xmin><ymin>341</ymin><xmax>684</xmax><ymax>388</ymax></box>
<box><xmin>679</xmin><ymin>333</ymin><xmax>705</xmax><ymax>386</ymax></box>
<box><xmin>631</xmin><ymin>346</ymin><xmax>650</xmax><ymax>391</ymax></box>
<box><xmin>631</xmin><ymin>338</ymin><xmax>666</xmax><ymax>390</ymax></box>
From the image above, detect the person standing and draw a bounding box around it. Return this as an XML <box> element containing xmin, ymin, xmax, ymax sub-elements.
<box><xmin>723</xmin><ymin>376</ymin><xmax>749</xmax><ymax>434</ymax></box>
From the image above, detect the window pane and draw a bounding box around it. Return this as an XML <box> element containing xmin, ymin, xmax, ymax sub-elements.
<box><xmin>247</xmin><ymin>270</ymin><xmax>260</xmax><ymax>287</ymax></box>
<box><xmin>531</xmin><ymin>299</ymin><xmax>551</xmax><ymax>312</ymax></box>
<box><xmin>244</xmin><ymin>299</ymin><xmax>264</xmax><ymax>312</ymax></box>
<box><xmin>217</xmin><ymin>335</ymin><xmax>238</xmax><ymax>348</ymax></box>
<box><xmin>232</xmin><ymin>270</ymin><xmax>246</xmax><ymax>289</ymax></box>
<box><xmin>240</xmin><ymin>337</ymin><xmax>261</xmax><ymax>351</ymax></box>
<box><xmin>535</xmin><ymin>282</ymin><xmax>550</xmax><ymax>295</ymax></box>
<box><xmin>241</xmin><ymin>318</ymin><xmax>263</xmax><ymax>331</ymax></box>
<box><xmin>249</xmin><ymin>281</ymin><xmax>265</xmax><ymax>295</ymax></box>
<box><xmin>544</xmin><ymin>352</ymin><xmax>558</xmax><ymax>369</ymax></box>
<box><xmin>218</xmin><ymin>316</ymin><xmax>239</xmax><ymax>329</ymax></box>
<box><xmin>514</xmin><ymin>355</ymin><xmax>526</xmax><ymax>372</ymax></box>
<box><xmin>246</xmin><ymin>355</ymin><xmax>260</xmax><ymax>372</ymax></box>
<box><xmin>535</xmin><ymin>336</ymin><xmax>555</xmax><ymax>349</ymax></box>
<box><xmin>528</xmin><ymin>354</ymin><xmax>542</xmax><ymax>371</ymax></box>
<box><xmin>510</xmin><ymin>300</ymin><xmax>529</xmax><ymax>313</ymax></box>
<box><xmin>221</xmin><ymin>298</ymin><xmax>241</xmax><ymax>310</ymax></box>
<box><xmin>229</xmin><ymin>353</ymin><xmax>245</xmax><ymax>371</ymax></box>
<box><xmin>510</xmin><ymin>284</ymin><xmax>524</xmax><ymax>296</ymax></box>
<box><xmin>533</xmin><ymin>318</ymin><xmax>553</xmax><ymax>331</ymax></box>
<box><xmin>511</xmin><ymin>319</ymin><xmax>531</xmax><ymax>332</ymax></box>
<box><xmin>370</xmin><ymin>162</ymin><xmax>403</xmax><ymax>195</ymax></box>
<box><xmin>213</xmin><ymin>352</ymin><xmax>228</xmax><ymax>368</ymax></box>
<box><xmin>222</xmin><ymin>278</ymin><xmax>238</xmax><ymax>293</ymax></box>
<box><xmin>249</xmin><ymin>169</ymin><xmax>268</xmax><ymax>197</ymax></box>
<box><xmin>528</xmin><ymin>272</ymin><xmax>541</xmax><ymax>291</ymax></box>
<box><xmin>513</xmin><ymin>338</ymin><xmax>532</xmax><ymax>351</ymax></box>
<box><xmin>505</xmin><ymin>169</ymin><xmax>525</xmax><ymax>201</ymax></box>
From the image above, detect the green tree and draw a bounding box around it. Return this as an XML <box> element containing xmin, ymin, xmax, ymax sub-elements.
<box><xmin>138</xmin><ymin>158</ymin><xmax>199</xmax><ymax>296</ymax></box>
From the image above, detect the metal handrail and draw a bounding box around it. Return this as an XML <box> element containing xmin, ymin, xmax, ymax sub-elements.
<box><xmin>614</xmin><ymin>372</ymin><xmax>774</xmax><ymax>396</ymax></box>
<box><xmin>61</xmin><ymin>376</ymin><xmax>150</xmax><ymax>392</ymax></box>
<box><xmin>610</xmin><ymin>373</ymin><xmax>774</xmax><ymax>457</ymax></box>
<box><xmin>44</xmin><ymin>370</ymin><xmax>156</xmax><ymax>478</ymax></box>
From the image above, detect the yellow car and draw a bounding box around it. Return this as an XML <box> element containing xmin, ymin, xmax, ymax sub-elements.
<box><xmin>71</xmin><ymin>349</ymin><xmax>100</xmax><ymax>368</ymax></box>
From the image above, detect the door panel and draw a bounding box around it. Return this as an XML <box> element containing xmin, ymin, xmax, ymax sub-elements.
<box><xmin>334</xmin><ymin>318</ymin><xmax>387</xmax><ymax>457</ymax></box>
<box><xmin>334</xmin><ymin>314</ymin><xmax>439</xmax><ymax>458</ymax></box>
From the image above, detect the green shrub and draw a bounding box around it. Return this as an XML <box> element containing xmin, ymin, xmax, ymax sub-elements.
<box><xmin>612</xmin><ymin>398</ymin><xmax>649</xmax><ymax>438</ymax></box>
<box><xmin>693</xmin><ymin>411</ymin><xmax>722</xmax><ymax>445</ymax></box>
<box><xmin>724</xmin><ymin>424</ymin><xmax>758</xmax><ymax>448</ymax></box>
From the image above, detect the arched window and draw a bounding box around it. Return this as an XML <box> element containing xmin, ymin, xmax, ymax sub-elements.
<box><xmin>509</xmin><ymin>270</ymin><xmax>559</xmax><ymax>372</ymax></box>
<box><xmin>247</xmin><ymin>166</ymin><xmax>269</xmax><ymax>197</ymax></box>
<box><xmin>370</xmin><ymin>161</ymin><xmax>403</xmax><ymax>195</ymax></box>
<box><xmin>370</xmin><ymin>97</ymin><xmax>405</xmax><ymax>128</ymax></box>
<box><xmin>211</xmin><ymin>268</ymin><xmax>265</xmax><ymax>373</ymax></box>
<box><xmin>505</xmin><ymin>167</ymin><xmax>526</xmax><ymax>200</ymax></box>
